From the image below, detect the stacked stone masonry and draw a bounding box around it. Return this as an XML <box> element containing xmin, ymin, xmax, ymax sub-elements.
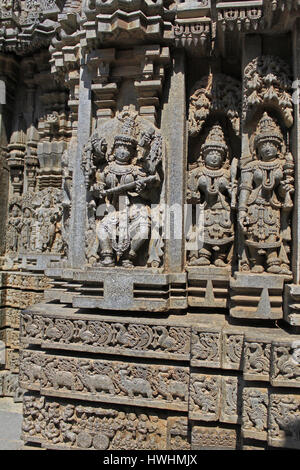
<box><xmin>1</xmin><ymin>0</ymin><xmax>300</xmax><ymax>450</ymax></box>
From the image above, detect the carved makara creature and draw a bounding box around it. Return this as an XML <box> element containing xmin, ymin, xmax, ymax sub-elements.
<box><xmin>239</xmin><ymin>112</ymin><xmax>294</xmax><ymax>275</ymax></box>
<box><xmin>83</xmin><ymin>111</ymin><xmax>163</xmax><ymax>268</ymax></box>
<box><xmin>187</xmin><ymin>123</ymin><xmax>236</xmax><ymax>267</ymax></box>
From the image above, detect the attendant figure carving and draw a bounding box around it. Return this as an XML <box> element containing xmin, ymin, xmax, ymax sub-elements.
<box><xmin>6</xmin><ymin>203</ymin><xmax>22</xmax><ymax>253</ymax></box>
<box><xmin>238</xmin><ymin>112</ymin><xmax>294</xmax><ymax>275</ymax></box>
<box><xmin>187</xmin><ymin>123</ymin><xmax>236</xmax><ymax>267</ymax></box>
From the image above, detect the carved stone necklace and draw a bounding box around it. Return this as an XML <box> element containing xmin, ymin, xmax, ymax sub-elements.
<box><xmin>109</xmin><ymin>162</ymin><xmax>134</xmax><ymax>175</ymax></box>
<box><xmin>258</xmin><ymin>160</ymin><xmax>280</xmax><ymax>190</ymax></box>
<box><xmin>203</xmin><ymin>167</ymin><xmax>224</xmax><ymax>178</ymax></box>
<box><xmin>202</xmin><ymin>167</ymin><xmax>224</xmax><ymax>195</ymax></box>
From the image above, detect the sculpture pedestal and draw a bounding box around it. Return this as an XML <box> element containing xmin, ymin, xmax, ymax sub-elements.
<box><xmin>187</xmin><ymin>267</ymin><xmax>230</xmax><ymax>310</ymax></box>
<box><xmin>230</xmin><ymin>273</ymin><xmax>289</xmax><ymax>320</ymax></box>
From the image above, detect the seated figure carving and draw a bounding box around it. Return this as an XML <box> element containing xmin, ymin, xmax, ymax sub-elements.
<box><xmin>84</xmin><ymin>113</ymin><xmax>162</xmax><ymax>268</ymax></box>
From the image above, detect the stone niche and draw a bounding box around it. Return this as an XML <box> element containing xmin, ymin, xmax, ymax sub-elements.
<box><xmin>1</xmin><ymin>0</ymin><xmax>300</xmax><ymax>451</ymax></box>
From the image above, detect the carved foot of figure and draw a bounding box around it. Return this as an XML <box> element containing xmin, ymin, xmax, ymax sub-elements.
<box><xmin>121</xmin><ymin>250</ymin><xmax>136</xmax><ymax>268</ymax></box>
<box><xmin>189</xmin><ymin>256</ymin><xmax>210</xmax><ymax>266</ymax></box>
<box><xmin>267</xmin><ymin>265</ymin><xmax>282</xmax><ymax>274</ymax></box>
<box><xmin>100</xmin><ymin>254</ymin><xmax>115</xmax><ymax>267</ymax></box>
<box><xmin>251</xmin><ymin>265</ymin><xmax>264</xmax><ymax>273</ymax></box>
<box><xmin>279</xmin><ymin>264</ymin><xmax>292</xmax><ymax>275</ymax></box>
<box><xmin>214</xmin><ymin>258</ymin><xmax>227</xmax><ymax>268</ymax></box>
<box><xmin>121</xmin><ymin>259</ymin><xmax>134</xmax><ymax>268</ymax></box>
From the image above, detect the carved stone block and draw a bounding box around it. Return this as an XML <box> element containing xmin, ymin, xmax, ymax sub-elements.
<box><xmin>19</xmin><ymin>350</ymin><xmax>190</xmax><ymax>412</ymax></box>
<box><xmin>230</xmin><ymin>273</ymin><xmax>285</xmax><ymax>320</ymax></box>
<box><xmin>191</xmin><ymin>326</ymin><xmax>222</xmax><ymax>368</ymax></box>
<box><xmin>221</xmin><ymin>329</ymin><xmax>244</xmax><ymax>370</ymax></box>
<box><xmin>1</xmin><ymin>308</ymin><xmax>21</xmax><ymax>329</ymax></box>
<box><xmin>5</xmin><ymin>348</ymin><xmax>19</xmax><ymax>372</ymax></box>
<box><xmin>189</xmin><ymin>374</ymin><xmax>221</xmax><ymax>421</ymax></box>
<box><xmin>220</xmin><ymin>376</ymin><xmax>241</xmax><ymax>425</ymax></box>
<box><xmin>191</xmin><ymin>425</ymin><xmax>238</xmax><ymax>450</ymax></box>
<box><xmin>270</xmin><ymin>339</ymin><xmax>300</xmax><ymax>388</ymax></box>
<box><xmin>22</xmin><ymin>395</ymin><xmax>170</xmax><ymax>450</ymax></box>
<box><xmin>167</xmin><ymin>417</ymin><xmax>190</xmax><ymax>451</ymax></box>
<box><xmin>243</xmin><ymin>336</ymin><xmax>272</xmax><ymax>382</ymax></box>
<box><xmin>46</xmin><ymin>269</ymin><xmax>187</xmax><ymax>312</ymax></box>
<box><xmin>284</xmin><ymin>284</ymin><xmax>300</xmax><ymax>327</ymax></box>
<box><xmin>242</xmin><ymin>387</ymin><xmax>269</xmax><ymax>441</ymax></box>
<box><xmin>1</xmin><ymin>288</ymin><xmax>44</xmax><ymax>310</ymax></box>
<box><xmin>268</xmin><ymin>393</ymin><xmax>300</xmax><ymax>449</ymax></box>
<box><xmin>187</xmin><ymin>268</ymin><xmax>230</xmax><ymax>309</ymax></box>
<box><xmin>20</xmin><ymin>304</ymin><xmax>191</xmax><ymax>361</ymax></box>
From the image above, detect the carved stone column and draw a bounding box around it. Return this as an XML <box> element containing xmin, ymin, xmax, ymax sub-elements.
<box><xmin>0</xmin><ymin>78</ymin><xmax>9</xmax><ymax>261</ymax></box>
<box><xmin>161</xmin><ymin>50</ymin><xmax>187</xmax><ymax>274</ymax></box>
<box><xmin>284</xmin><ymin>17</ymin><xmax>300</xmax><ymax>326</ymax></box>
<box><xmin>69</xmin><ymin>63</ymin><xmax>92</xmax><ymax>269</ymax></box>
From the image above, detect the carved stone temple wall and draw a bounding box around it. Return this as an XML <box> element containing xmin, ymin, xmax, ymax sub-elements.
<box><xmin>2</xmin><ymin>0</ymin><xmax>300</xmax><ymax>450</ymax></box>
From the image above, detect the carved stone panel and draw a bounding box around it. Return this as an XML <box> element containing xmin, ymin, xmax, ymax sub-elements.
<box><xmin>20</xmin><ymin>308</ymin><xmax>191</xmax><ymax>361</ymax></box>
<box><xmin>268</xmin><ymin>393</ymin><xmax>300</xmax><ymax>449</ymax></box>
<box><xmin>19</xmin><ymin>350</ymin><xmax>190</xmax><ymax>412</ymax></box>
<box><xmin>189</xmin><ymin>374</ymin><xmax>221</xmax><ymax>421</ymax></box>
<box><xmin>242</xmin><ymin>387</ymin><xmax>269</xmax><ymax>441</ymax></box>
<box><xmin>191</xmin><ymin>326</ymin><xmax>222</xmax><ymax>369</ymax></box>
<box><xmin>270</xmin><ymin>340</ymin><xmax>300</xmax><ymax>388</ymax></box>
<box><xmin>22</xmin><ymin>395</ymin><xmax>169</xmax><ymax>450</ymax></box>
<box><xmin>243</xmin><ymin>338</ymin><xmax>271</xmax><ymax>382</ymax></box>
<box><xmin>191</xmin><ymin>425</ymin><xmax>238</xmax><ymax>450</ymax></box>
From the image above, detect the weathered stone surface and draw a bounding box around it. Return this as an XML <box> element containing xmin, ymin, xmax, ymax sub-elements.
<box><xmin>0</xmin><ymin>0</ymin><xmax>299</xmax><ymax>452</ymax></box>
<box><xmin>191</xmin><ymin>425</ymin><xmax>238</xmax><ymax>450</ymax></box>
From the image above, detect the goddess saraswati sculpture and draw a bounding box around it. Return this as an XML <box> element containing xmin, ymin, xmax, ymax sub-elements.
<box><xmin>82</xmin><ymin>110</ymin><xmax>163</xmax><ymax>268</ymax></box>
<box><xmin>238</xmin><ymin>112</ymin><xmax>294</xmax><ymax>275</ymax></box>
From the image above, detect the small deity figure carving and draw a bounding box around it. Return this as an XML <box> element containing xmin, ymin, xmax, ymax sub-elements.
<box><xmin>6</xmin><ymin>203</ymin><xmax>22</xmax><ymax>253</ymax></box>
<box><xmin>238</xmin><ymin>112</ymin><xmax>294</xmax><ymax>275</ymax></box>
<box><xmin>187</xmin><ymin>123</ymin><xmax>236</xmax><ymax>267</ymax></box>
<box><xmin>84</xmin><ymin>112</ymin><xmax>162</xmax><ymax>268</ymax></box>
<box><xmin>20</xmin><ymin>207</ymin><xmax>33</xmax><ymax>251</ymax></box>
<box><xmin>35</xmin><ymin>192</ymin><xmax>60</xmax><ymax>253</ymax></box>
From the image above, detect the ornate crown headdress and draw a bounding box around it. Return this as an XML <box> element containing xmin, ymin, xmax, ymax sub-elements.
<box><xmin>202</xmin><ymin>123</ymin><xmax>228</xmax><ymax>156</ymax></box>
<box><xmin>114</xmin><ymin>114</ymin><xmax>138</xmax><ymax>150</ymax></box>
<box><xmin>254</xmin><ymin>112</ymin><xmax>283</xmax><ymax>149</ymax></box>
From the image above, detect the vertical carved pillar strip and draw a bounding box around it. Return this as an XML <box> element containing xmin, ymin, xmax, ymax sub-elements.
<box><xmin>291</xmin><ymin>18</ymin><xmax>300</xmax><ymax>284</ymax></box>
<box><xmin>161</xmin><ymin>50</ymin><xmax>187</xmax><ymax>273</ymax></box>
<box><xmin>69</xmin><ymin>64</ymin><xmax>92</xmax><ymax>268</ymax></box>
<box><xmin>283</xmin><ymin>18</ymin><xmax>300</xmax><ymax>326</ymax></box>
<box><xmin>0</xmin><ymin>80</ymin><xmax>9</xmax><ymax>259</ymax></box>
